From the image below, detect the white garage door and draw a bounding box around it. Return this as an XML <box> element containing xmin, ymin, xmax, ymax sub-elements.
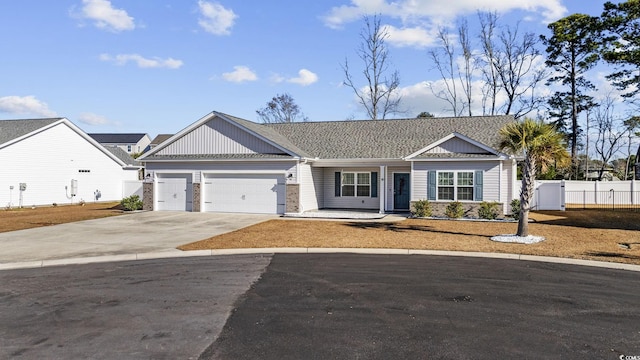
<box><xmin>157</xmin><ymin>177</ymin><xmax>193</xmax><ymax>211</ymax></box>
<box><xmin>204</xmin><ymin>174</ymin><xmax>285</xmax><ymax>214</ymax></box>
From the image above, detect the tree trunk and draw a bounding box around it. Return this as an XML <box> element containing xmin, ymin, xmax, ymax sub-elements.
<box><xmin>517</xmin><ymin>154</ymin><xmax>536</xmax><ymax>237</ymax></box>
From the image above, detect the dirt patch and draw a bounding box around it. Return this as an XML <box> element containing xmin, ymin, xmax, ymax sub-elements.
<box><xmin>179</xmin><ymin>210</ymin><xmax>640</xmax><ymax>266</ymax></box>
<box><xmin>0</xmin><ymin>202</ymin><xmax>124</xmax><ymax>233</ymax></box>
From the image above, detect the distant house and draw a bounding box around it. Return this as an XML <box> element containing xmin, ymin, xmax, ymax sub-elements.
<box><xmin>148</xmin><ymin>134</ymin><xmax>173</xmax><ymax>151</ymax></box>
<box><xmin>636</xmin><ymin>145</ymin><xmax>640</xmax><ymax>180</ymax></box>
<box><xmin>139</xmin><ymin>111</ymin><xmax>518</xmax><ymax>216</ymax></box>
<box><xmin>88</xmin><ymin>133</ymin><xmax>151</xmax><ymax>155</ymax></box>
<box><xmin>0</xmin><ymin>118</ymin><xmax>142</xmax><ymax>207</ymax></box>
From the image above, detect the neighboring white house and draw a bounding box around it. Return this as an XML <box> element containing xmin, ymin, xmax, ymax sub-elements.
<box><xmin>139</xmin><ymin>111</ymin><xmax>518</xmax><ymax>216</ymax></box>
<box><xmin>88</xmin><ymin>133</ymin><xmax>151</xmax><ymax>155</ymax></box>
<box><xmin>0</xmin><ymin>118</ymin><xmax>142</xmax><ymax>207</ymax></box>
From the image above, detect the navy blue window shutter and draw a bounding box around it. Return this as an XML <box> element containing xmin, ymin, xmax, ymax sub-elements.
<box><xmin>335</xmin><ymin>172</ymin><xmax>341</xmax><ymax>197</ymax></box>
<box><xmin>371</xmin><ymin>172</ymin><xmax>378</xmax><ymax>198</ymax></box>
<box><xmin>427</xmin><ymin>171</ymin><xmax>436</xmax><ymax>200</ymax></box>
<box><xmin>474</xmin><ymin>170</ymin><xmax>483</xmax><ymax>201</ymax></box>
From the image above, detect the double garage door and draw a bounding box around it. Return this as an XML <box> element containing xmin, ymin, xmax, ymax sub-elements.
<box><xmin>204</xmin><ymin>174</ymin><xmax>285</xmax><ymax>214</ymax></box>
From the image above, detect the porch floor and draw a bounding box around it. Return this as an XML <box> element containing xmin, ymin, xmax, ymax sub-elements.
<box><xmin>284</xmin><ymin>209</ymin><xmax>409</xmax><ymax>220</ymax></box>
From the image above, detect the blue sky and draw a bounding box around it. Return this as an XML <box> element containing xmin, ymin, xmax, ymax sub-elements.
<box><xmin>0</xmin><ymin>0</ymin><xmax>610</xmax><ymax>136</ymax></box>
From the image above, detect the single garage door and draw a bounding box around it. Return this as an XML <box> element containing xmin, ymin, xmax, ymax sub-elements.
<box><xmin>157</xmin><ymin>177</ymin><xmax>193</xmax><ymax>211</ymax></box>
<box><xmin>204</xmin><ymin>174</ymin><xmax>285</xmax><ymax>214</ymax></box>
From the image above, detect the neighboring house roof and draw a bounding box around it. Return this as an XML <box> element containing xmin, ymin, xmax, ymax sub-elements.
<box><xmin>150</xmin><ymin>134</ymin><xmax>173</xmax><ymax>146</ymax></box>
<box><xmin>0</xmin><ymin>118</ymin><xmax>62</xmax><ymax>145</ymax></box>
<box><xmin>0</xmin><ymin>117</ymin><xmax>134</xmax><ymax>168</ymax></box>
<box><xmin>104</xmin><ymin>146</ymin><xmax>141</xmax><ymax>167</ymax></box>
<box><xmin>140</xmin><ymin>111</ymin><xmax>515</xmax><ymax>161</ymax></box>
<box><xmin>88</xmin><ymin>133</ymin><xmax>148</xmax><ymax>144</ymax></box>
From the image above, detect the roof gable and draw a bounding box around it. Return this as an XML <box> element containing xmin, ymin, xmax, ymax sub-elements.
<box><xmin>0</xmin><ymin>117</ymin><xmax>130</xmax><ymax>167</ymax></box>
<box><xmin>140</xmin><ymin>112</ymin><xmax>306</xmax><ymax>160</ymax></box>
<box><xmin>406</xmin><ymin>132</ymin><xmax>504</xmax><ymax>159</ymax></box>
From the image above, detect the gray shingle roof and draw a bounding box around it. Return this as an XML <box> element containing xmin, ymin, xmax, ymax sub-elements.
<box><xmin>88</xmin><ymin>133</ymin><xmax>147</xmax><ymax>144</ymax></box>
<box><xmin>265</xmin><ymin>115</ymin><xmax>513</xmax><ymax>159</ymax></box>
<box><xmin>150</xmin><ymin>134</ymin><xmax>173</xmax><ymax>145</ymax></box>
<box><xmin>0</xmin><ymin>118</ymin><xmax>62</xmax><ymax>145</ymax></box>
<box><xmin>104</xmin><ymin>146</ymin><xmax>141</xmax><ymax>166</ymax></box>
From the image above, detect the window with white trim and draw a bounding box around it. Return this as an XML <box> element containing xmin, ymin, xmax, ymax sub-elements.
<box><xmin>437</xmin><ymin>171</ymin><xmax>474</xmax><ymax>201</ymax></box>
<box><xmin>342</xmin><ymin>172</ymin><xmax>371</xmax><ymax>197</ymax></box>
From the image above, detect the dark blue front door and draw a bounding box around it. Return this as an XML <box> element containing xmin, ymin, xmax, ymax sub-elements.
<box><xmin>393</xmin><ymin>173</ymin><xmax>410</xmax><ymax>210</ymax></box>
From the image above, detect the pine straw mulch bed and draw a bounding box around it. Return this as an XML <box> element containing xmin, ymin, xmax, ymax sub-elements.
<box><xmin>179</xmin><ymin>210</ymin><xmax>640</xmax><ymax>266</ymax></box>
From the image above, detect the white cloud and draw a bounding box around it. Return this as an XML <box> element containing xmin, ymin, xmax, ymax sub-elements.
<box><xmin>222</xmin><ymin>66</ymin><xmax>258</xmax><ymax>83</ymax></box>
<box><xmin>198</xmin><ymin>1</ymin><xmax>237</xmax><ymax>35</ymax></box>
<box><xmin>75</xmin><ymin>0</ymin><xmax>135</xmax><ymax>32</ymax></box>
<box><xmin>99</xmin><ymin>54</ymin><xmax>183</xmax><ymax>69</ymax></box>
<box><xmin>322</xmin><ymin>0</ymin><xmax>567</xmax><ymax>30</ymax></box>
<box><xmin>287</xmin><ymin>69</ymin><xmax>319</xmax><ymax>86</ymax></box>
<box><xmin>383</xmin><ymin>25</ymin><xmax>435</xmax><ymax>48</ymax></box>
<box><xmin>0</xmin><ymin>96</ymin><xmax>57</xmax><ymax>117</ymax></box>
<box><xmin>77</xmin><ymin>112</ymin><xmax>111</xmax><ymax>125</ymax></box>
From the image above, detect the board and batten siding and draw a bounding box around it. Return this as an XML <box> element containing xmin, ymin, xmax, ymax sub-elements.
<box><xmin>0</xmin><ymin>122</ymin><xmax>137</xmax><ymax>207</ymax></box>
<box><xmin>157</xmin><ymin>117</ymin><xmax>283</xmax><ymax>155</ymax></box>
<box><xmin>323</xmin><ymin>167</ymin><xmax>380</xmax><ymax>210</ymax></box>
<box><xmin>299</xmin><ymin>164</ymin><xmax>323</xmax><ymax>212</ymax></box>
<box><xmin>411</xmin><ymin>161</ymin><xmax>501</xmax><ymax>202</ymax></box>
<box><xmin>425</xmin><ymin>137</ymin><xmax>489</xmax><ymax>154</ymax></box>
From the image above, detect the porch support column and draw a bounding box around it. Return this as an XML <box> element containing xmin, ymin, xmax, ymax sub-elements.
<box><xmin>379</xmin><ymin>165</ymin><xmax>386</xmax><ymax>214</ymax></box>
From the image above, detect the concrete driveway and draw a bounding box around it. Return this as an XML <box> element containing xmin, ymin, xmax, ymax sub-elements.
<box><xmin>0</xmin><ymin>211</ymin><xmax>276</xmax><ymax>264</ymax></box>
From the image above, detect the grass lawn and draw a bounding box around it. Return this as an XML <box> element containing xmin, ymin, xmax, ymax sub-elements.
<box><xmin>2</xmin><ymin>204</ymin><xmax>638</xmax><ymax>266</ymax></box>
<box><xmin>179</xmin><ymin>210</ymin><xmax>640</xmax><ymax>266</ymax></box>
<box><xmin>0</xmin><ymin>202</ymin><xmax>123</xmax><ymax>233</ymax></box>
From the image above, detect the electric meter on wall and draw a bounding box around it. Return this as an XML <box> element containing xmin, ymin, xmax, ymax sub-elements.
<box><xmin>19</xmin><ymin>183</ymin><xmax>26</xmax><ymax>191</ymax></box>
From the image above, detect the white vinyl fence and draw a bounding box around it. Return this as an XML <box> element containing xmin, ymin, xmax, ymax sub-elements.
<box><xmin>529</xmin><ymin>180</ymin><xmax>640</xmax><ymax>211</ymax></box>
<box><xmin>123</xmin><ymin>180</ymin><xmax>143</xmax><ymax>199</ymax></box>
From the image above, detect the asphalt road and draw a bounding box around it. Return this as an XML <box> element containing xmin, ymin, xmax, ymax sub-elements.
<box><xmin>0</xmin><ymin>255</ymin><xmax>272</xmax><ymax>360</ymax></box>
<box><xmin>1</xmin><ymin>254</ymin><xmax>639</xmax><ymax>359</ymax></box>
<box><xmin>208</xmin><ymin>254</ymin><xmax>640</xmax><ymax>360</ymax></box>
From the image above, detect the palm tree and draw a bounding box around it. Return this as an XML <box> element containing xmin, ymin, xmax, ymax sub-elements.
<box><xmin>498</xmin><ymin>118</ymin><xmax>570</xmax><ymax>237</ymax></box>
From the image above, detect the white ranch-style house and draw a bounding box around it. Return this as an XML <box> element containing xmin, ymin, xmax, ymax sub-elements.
<box><xmin>139</xmin><ymin>111</ymin><xmax>518</xmax><ymax>216</ymax></box>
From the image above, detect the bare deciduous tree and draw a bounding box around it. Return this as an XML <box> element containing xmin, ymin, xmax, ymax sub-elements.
<box><xmin>256</xmin><ymin>93</ymin><xmax>308</xmax><ymax>123</ymax></box>
<box><xmin>593</xmin><ymin>94</ymin><xmax>627</xmax><ymax>180</ymax></box>
<box><xmin>428</xmin><ymin>26</ymin><xmax>465</xmax><ymax>116</ymax></box>
<box><xmin>342</xmin><ymin>15</ymin><xmax>402</xmax><ymax>120</ymax></box>
<box><xmin>478</xmin><ymin>11</ymin><xmax>501</xmax><ymax>116</ymax></box>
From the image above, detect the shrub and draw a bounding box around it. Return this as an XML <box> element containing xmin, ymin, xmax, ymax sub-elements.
<box><xmin>121</xmin><ymin>195</ymin><xmax>143</xmax><ymax>211</ymax></box>
<box><xmin>445</xmin><ymin>201</ymin><xmax>464</xmax><ymax>219</ymax></box>
<box><xmin>478</xmin><ymin>201</ymin><xmax>500</xmax><ymax>220</ymax></box>
<box><xmin>411</xmin><ymin>199</ymin><xmax>432</xmax><ymax>217</ymax></box>
<box><xmin>510</xmin><ymin>199</ymin><xmax>521</xmax><ymax>221</ymax></box>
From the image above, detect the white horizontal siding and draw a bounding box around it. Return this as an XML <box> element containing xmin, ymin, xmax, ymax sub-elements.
<box><xmin>0</xmin><ymin>123</ymin><xmax>135</xmax><ymax>207</ymax></box>
<box><xmin>411</xmin><ymin>161</ymin><xmax>502</xmax><ymax>202</ymax></box>
<box><xmin>323</xmin><ymin>167</ymin><xmax>379</xmax><ymax>210</ymax></box>
<box><xmin>146</xmin><ymin>161</ymin><xmax>298</xmax><ymax>184</ymax></box>
<box><xmin>299</xmin><ymin>164</ymin><xmax>322</xmax><ymax>212</ymax></box>
<box><xmin>426</xmin><ymin>137</ymin><xmax>489</xmax><ymax>154</ymax></box>
<box><xmin>158</xmin><ymin>117</ymin><xmax>282</xmax><ymax>155</ymax></box>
